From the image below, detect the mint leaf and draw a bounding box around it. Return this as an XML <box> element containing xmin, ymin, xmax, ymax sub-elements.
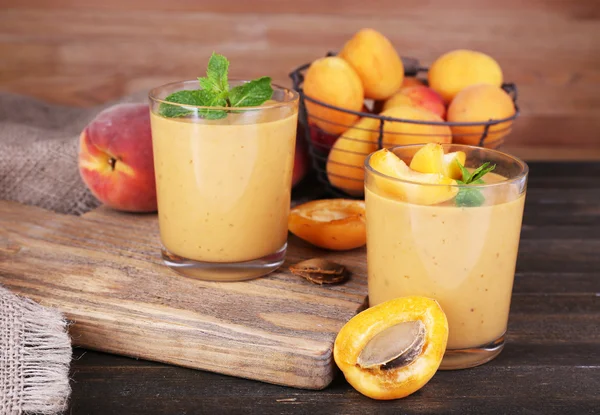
<box><xmin>196</xmin><ymin>89</ymin><xmax>227</xmax><ymax>120</ymax></box>
<box><xmin>229</xmin><ymin>77</ymin><xmax>273</xmax><ymax>107</ymax></box>
<box><xmin>158</xmin><ymin>90</ymin><xmax>203</xmax><ymax>118</ymax></box>
<box><xmin>457</xmin><ymin>160</ymin><xmax>472</xmax><ymax>183</ymax></box>
<box><xmin>158</xmin><ymin>89</ymin><xmax>227</xmax><ymax>119</ymax></box>
<box><xmin>456</xmin><ymin>187</ymin><xmax>486</xmax><ymax>207</ymax></box>
<box><xmin>159</xmin><ymin>53</ymin><xmax>272</xmax><ymax>119</ymax></box>
<box><xmin>454</xmin><ymin>161</ymin><xmax>496</xmax><ymax>207</ymax></box>
<box><xmin>199</xmin><ymin>53</ymin><xmax>229</xmax><ymax>96</ymax></box>
<box><xmin>469</xmin><ymin>162</ymin><xmax>495</xmax><ymax>183</ymax></box>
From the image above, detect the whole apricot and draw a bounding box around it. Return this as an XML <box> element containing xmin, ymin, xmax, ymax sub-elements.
<box><xmin>339</xmin><ymin>28</ymin><xmax>404</xmax><ymax>100</ymax></box>
<box><xmin>326</xmin><ymin>117</ymin><xmax>379</xmax><ymax>196</ymax></box>
<box><xmin>303</xmin><ymin>57</ymin><xmax>364</xmax><ymax>135</ymax></box>
<box><xmin>428</xmin><ymin>49</ymin><xmax>503</xmax><ymax>103</ymax></box>
<box><xmin>379</xmin><ymin>106</ymin><xmax>452</xmax><ymax>146</ymax></box>
<box><xmin>334</xmin><ymin>296</ymin><xmax>448</xmax><ymax>400</ymax></box>
<box><xmin>447</xmin><ymin>84</ymin><xmax>515</xmax><ymax>147</ymax></box>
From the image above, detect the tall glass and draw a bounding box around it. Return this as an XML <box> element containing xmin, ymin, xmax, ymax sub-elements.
<box><xmin>364</xmin><ymin>144</ymin><xmax>528</xmax><ymax>369</ymax></box>
<box><xmin>149</xmin><ymin>80</ymin><xmax>299</xmax><ymax>281</ymax></box>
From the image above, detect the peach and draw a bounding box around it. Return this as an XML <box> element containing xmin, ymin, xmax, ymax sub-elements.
<box><xmin>428</xmin><ymin>49</ymin><xmax>503</xmax><ymax>103</ymax></box>
<box><xmin>292</xmin><ymin>129</ymin><xmax>310</xmax><ymax>188</ymax></box>
<box><xmin>447</xmin><ymin>84</ymin><xmax>515</xmax><ymax>147</ymax></box>
<box><xmin>402</xmin><ymin>77</ymin><xmax>425</xmax><ymax>88</ymax></box>
<box><xmin>379</xmin><ymin>106</ymin><xmax>452</xmax><ymax>147</ymax></box>
<box><xmin>339</xmin><ymin>28</ymin><xmax>404</xmax><ymax>100</ymax></box>
<box><xmin>326</xmin><ymin>117</ymin><xmax>379</xmax><ymax>196</ymax></box>
<box><xmin>78</xmin><ymin>103</ymin><xmax>157</xmax><ymax>212</ymax></box>
<box><xmin>303</xmin><ymin>56</ymin><xmax>364</xmax><ymax>135</ymax></box>
<box><xmin>383</xmin><ymin>86</ymin><xmax>446</xmax><ymax>119</ymax></box>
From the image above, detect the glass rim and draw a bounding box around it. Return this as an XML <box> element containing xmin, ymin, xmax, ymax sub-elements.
<box><xmin>364</xmin><ymin>144</ymin><xmax>529</xmax><ymax>189</ymax></box>
<box><xmin>148</xmin><ymin>79</ymin><xmax>299</xmax><ymax>111</ymax></box>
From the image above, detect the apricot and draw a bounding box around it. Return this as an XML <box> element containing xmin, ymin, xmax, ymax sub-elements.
<box><xmin>326</xmin><ymin>117</ymin><xmax>379</xmax><ymax>196</ymax></box>
<box><xmin>447</xmin><ymin>84</ymin><xmax>515</xmax><ymax>147</ymax></box>
<box><xmin>303</xmin><ymin>56</ymin><xmax>364</xmax><ymax>135</ymax></box>
<box><xmin>334</xmin><ymin>296</ymin><xmax>448</xmax><ymax>400</ymax></box>
<box><xmin>383</xmin><ymin>86</ymin><xmax>446</xmax><ymax>119</ymax></box>
<box><xmin>409</xmin><ymin>143</ymin><xmax>466</xmax><ymax>180</ymax></box>
<box><xmin>428</xmin><ymin>49</ymin><xmax>503</xmax><ymax>103</ymax></box>
<box><xmin>368</xmin><ymin>149</ymin><xmax>458</xmax><ymax>205</ymax></box>
<box><xmin>288</xmin><ymin>199</ymin><xmax>366</xmax><ymax>251</ymax></box>
<box><xmin>379</xmin><ymin>106</ymin><xmax>452</xmax><ymax>147</ymax></box>
<box><xmin>339</xmin><ymin>28</ymin><xmax>404</xmax><ymax>100</ymax></box>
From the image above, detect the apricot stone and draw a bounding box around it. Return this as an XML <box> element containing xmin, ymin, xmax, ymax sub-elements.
<box><xmin>303</xmin><ymin>56</ymin><xmax>364</xmax><ymax>135</ymax></box>
<box><xmin>339</xmin><ymin>28</ymin><xmax>404</xmax><ymax>100</ymax></box>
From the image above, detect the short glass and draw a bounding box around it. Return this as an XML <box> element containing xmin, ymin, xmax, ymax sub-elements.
<box><xmin>364</xmin><ymin>144</ymin><xmax>528</xmax><ymax>369</ymax></box>
<box><xmin>149</xmin><ymin>80</ymin><xmax>299</xmax><ymax>281</ymax></box>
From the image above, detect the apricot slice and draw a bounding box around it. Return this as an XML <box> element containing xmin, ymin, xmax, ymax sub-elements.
<box><xmin>368</xmin><ymin>149</ymin><xmax>458</xmax><ymax>205</ymax></box>
<box><xmin>409</xmin><ymin>143</ymin><xmax>466</xmax><ymax>180</ymax></box>
<box><xmin>288</xmin><ymin>199</ymin><xmax>366</xmax><ymax>251</ymax></box>
<box><xmin>334</xmin><ymin>296</ymin><xmax>448</xmax><ymax>400</ymax></box>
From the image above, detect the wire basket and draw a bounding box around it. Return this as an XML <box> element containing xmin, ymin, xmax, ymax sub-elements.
<box><xmin>289</xmin><ymin>54</ymin><xmax>520</xmax><ymax>199</ymax></box>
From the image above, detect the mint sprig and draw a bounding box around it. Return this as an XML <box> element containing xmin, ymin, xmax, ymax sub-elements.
<box><xmin>158</xmin><ymin>52</ymin><xmax>273</xmax><ymax>119</ymax></box>
<box><xmin>455</xmin><ymin>161</ymin><xmax>496</xmax><ymax>207</ymax></box>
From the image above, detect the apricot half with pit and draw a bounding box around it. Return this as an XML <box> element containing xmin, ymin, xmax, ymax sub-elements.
<box><xmin>334</xmin><ymin>296</ymin><xmax>448</xmax><ymax>400</ymax></box>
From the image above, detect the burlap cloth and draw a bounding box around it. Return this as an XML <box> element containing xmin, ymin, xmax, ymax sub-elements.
<box><xmin>0</xmin><ymin>91</ymin><xmax>147</xmax><ymax>414</ymax></box>
<box><xmin>0</xmin><ymin>91</ymin><xmax>147</xmax><ymax>215</ymax></box>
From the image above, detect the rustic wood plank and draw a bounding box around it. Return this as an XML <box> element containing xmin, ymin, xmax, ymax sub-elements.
<box><xmin>0</xmin><ymin>201</ymin><xmax>368</xmax><ymax>390</ymax></box>
<box><xmin>1</xmin><ymin>1</ymin><xmax>599</xmax><ymax>154</ymax></box>
<box><xmin>67</xmin><ymin>347</ymin><xmax>599</xmax><ymax>415</ymax></box>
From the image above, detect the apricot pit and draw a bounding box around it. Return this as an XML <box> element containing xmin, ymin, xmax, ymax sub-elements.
<box><xmin>334</xmin><ymin>296</ymin><xmax>448</xmax><ymax>400</ymax></box>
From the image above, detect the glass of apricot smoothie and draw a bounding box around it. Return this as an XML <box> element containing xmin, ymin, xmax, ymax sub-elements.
<box><xmin>364</xmin><ymin>143</ymin><xmax>528</xmax><ymax>369</ymax></box>
<box><xmin>148</xmin><ymin>55</ymin><xmax>298</xmax><ymax>281</ymax></box>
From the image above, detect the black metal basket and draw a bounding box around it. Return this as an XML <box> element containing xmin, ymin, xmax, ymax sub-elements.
<box><xmin>289</xmin><ymin>54</ymin><xmax>520</xmax><ymax>199</ymax></box>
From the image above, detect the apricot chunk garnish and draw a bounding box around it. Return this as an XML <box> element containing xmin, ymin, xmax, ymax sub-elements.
<box><xmin>369</xmin><ymin>149</ymin><xmax>458</xmax><ymax>205</ymax></box>
<box><xmin>288</xmin><ymin>199</ymin><xmax>366</xmax><ymax>251</ymax></box>
<box><xmin>409</xmin><ymin>143</ymin><xmax>466</xmax><ymax>180</ymax></box>
<box><xmin>334</xmin><ymin>296</ymin><xmax>448</xmax><ymax>400</ymax></box>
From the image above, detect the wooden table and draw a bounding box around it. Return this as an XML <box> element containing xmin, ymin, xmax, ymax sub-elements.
<box><xmin>64</xmin><ymin>161</ymin><xmax>599</xmax><ymax>414</ymax></box>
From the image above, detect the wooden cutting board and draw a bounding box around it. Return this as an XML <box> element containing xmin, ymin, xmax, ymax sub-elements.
<box><xmin>0</xmin><ymin>201</ymin><xmax>368</xmax><ymax>390</ymax></box>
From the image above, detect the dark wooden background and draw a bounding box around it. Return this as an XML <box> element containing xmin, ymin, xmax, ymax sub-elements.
<box><xmin>1</xmin><ymin>0</ymin><xmax>599</xmax><ymax>159</ymax></box>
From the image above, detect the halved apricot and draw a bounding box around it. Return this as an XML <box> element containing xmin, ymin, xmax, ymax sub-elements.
<box><xmin>334</xmin><ymin>296</ymin><xmax>448</xmax><ymax>400</ymax></box>
<box><xmin>288</xmin><ymin>199</ymin><xmax>366</xmax><ymax>251</ymax></box>
<box><xmin>369</xmin><ymin>149</ymin><xmax>458</xmax><ymax>205</ymax></box>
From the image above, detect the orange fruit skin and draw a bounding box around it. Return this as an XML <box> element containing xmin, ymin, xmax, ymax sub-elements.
<box><xmin>334</xmin><ymin>296</ymin><xmax>449</xmax><ymax>400</ymax></box>
<box><xmin>379</xmin><ymin>106</ymin><xmax>452</xmax><ymax>147</ymax></box>
<box><xmin>447</xmin><ymin>84</ymin><xmax>515</xmax><ymax>148</ymax></box>
<box><xmin>288</xmin><ymin>199</ymin><xmax>366</xmax><ymax>251</ymax></box>
<box><xmin>326</xmin><ymin>117</ymin><xmax>379</xmax><ymax>196</ymax></box>
<box><xmin>428</xmin><ymin>49</ymin><xmax>503</xmax><ymax>103</ymax></box>
<box><xmin>339</xmin><ymin>28</ymin><xmax>404</xmax><ymax>101</ymax></box>
<box><xmin>304</xmin><ymin>56</ymin><xmax>364</xmax><ymax>136</ymax></box>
